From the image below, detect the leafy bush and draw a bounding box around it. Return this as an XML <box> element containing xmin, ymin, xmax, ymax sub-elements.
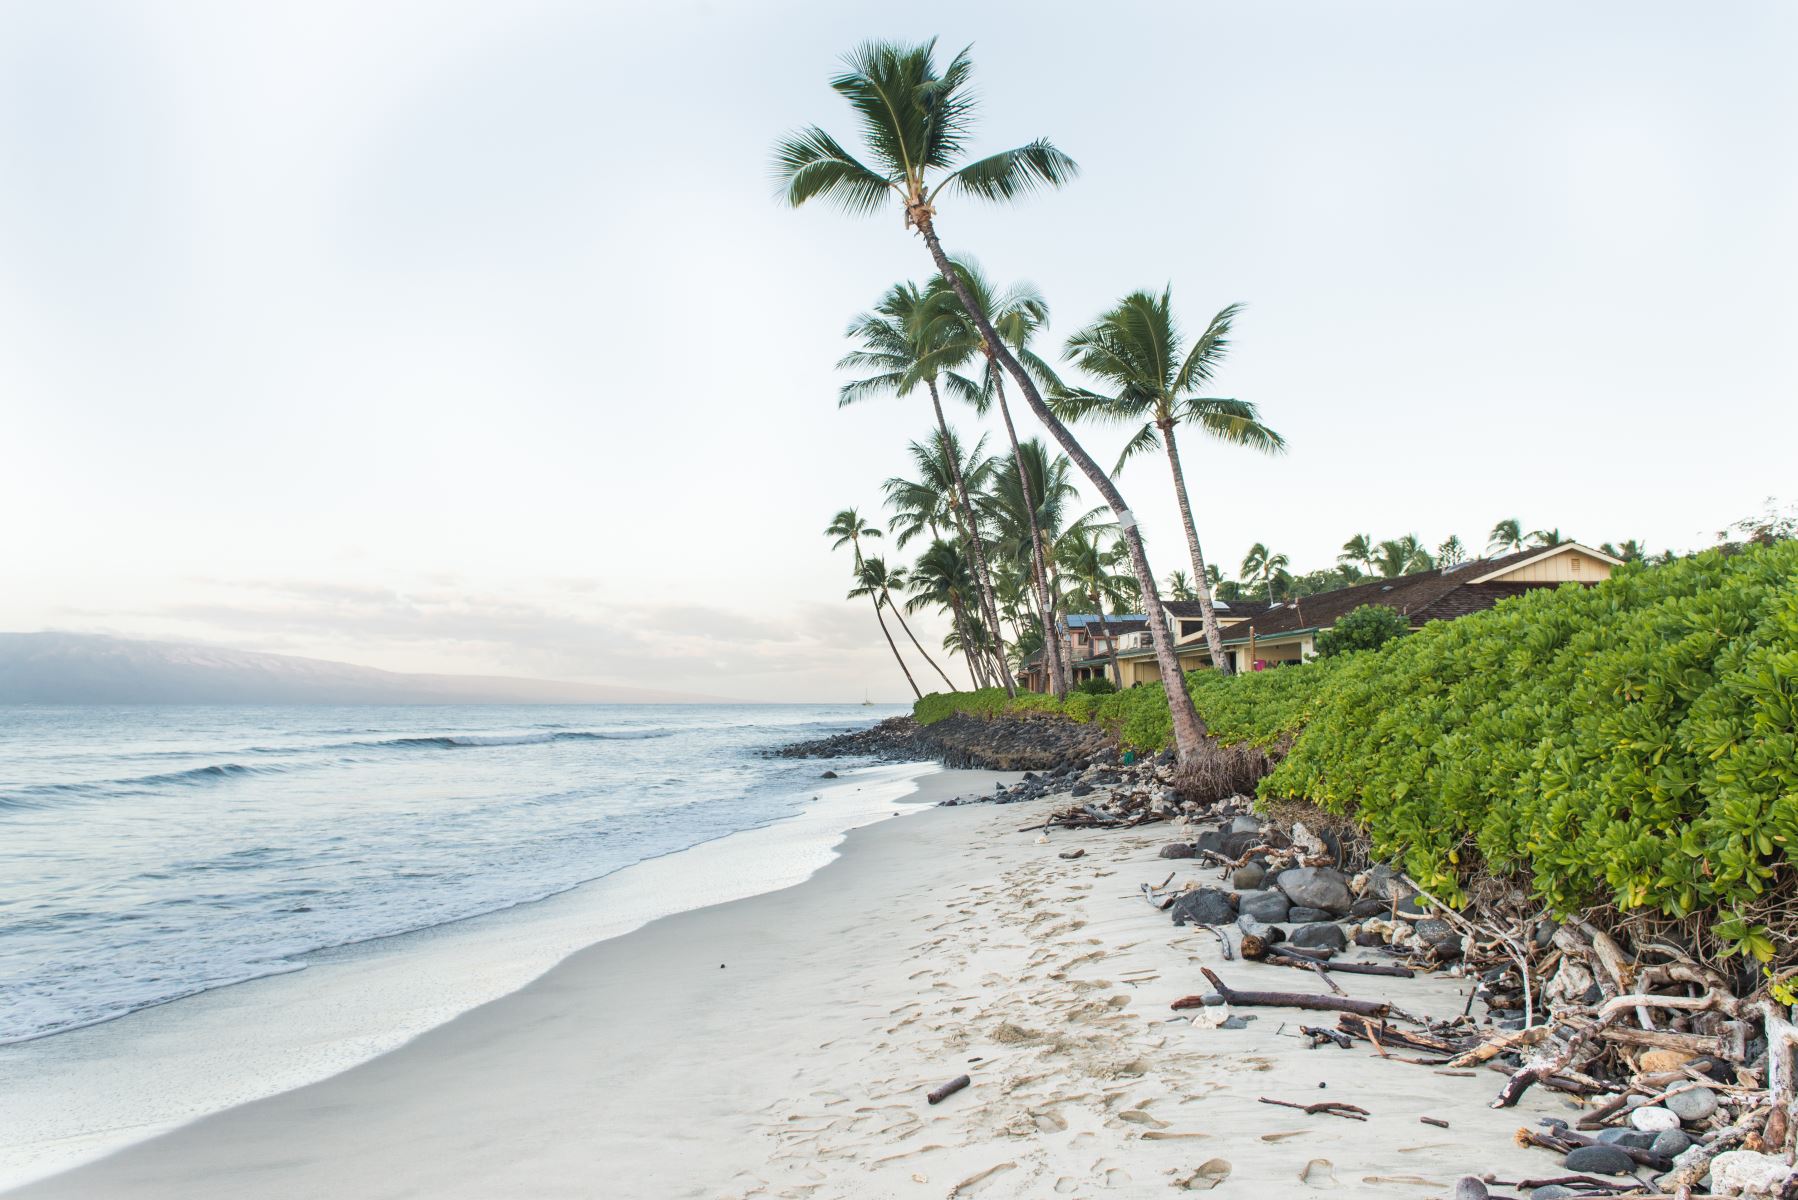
<box><xmin>1262</xmin><ymin>544</ymin><xmax>1798</xmax><ymax>960</ymax></box>
<box><xmin>913</xmin><ymin>688</ymin><xmax>1010</xmax><ymax>726</ymax></box>
<box><xmin>1313</xmin><ymin>604</ymin><xmax>1410</xmax><ymax>658</ymax></box>
<box><xmin>1075</xmin><ymin>677</ymin><xmax>1118</xmax><ymax>695</ymax></box>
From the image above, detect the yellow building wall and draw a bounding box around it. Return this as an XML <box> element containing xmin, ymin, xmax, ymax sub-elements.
<box><xmin>1487</xmin><ymin>548</ymin><xmax>1614</xmax><ymax>583</ymax></box>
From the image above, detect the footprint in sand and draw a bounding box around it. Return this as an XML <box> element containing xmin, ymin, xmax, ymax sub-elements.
<box><xmin>1175</xmin><ymin>1159</ymin><xmax>1232</xmax><ymax>1191</ymax></box>
<box><xmin>1299</xmin><ymin>1158</ymin><xmax>1338</xmax><ymax>1187</ymax></box>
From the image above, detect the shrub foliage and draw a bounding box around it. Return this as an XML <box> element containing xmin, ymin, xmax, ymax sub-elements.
<box><xmin>911</xmin><ymin>544</ymin><xmax>1798</xmax><ymax>959</ymax></box>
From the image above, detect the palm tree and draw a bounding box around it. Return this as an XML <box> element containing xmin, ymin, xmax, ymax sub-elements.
<box><xmin>1487</xmin><ymin>518</ymin><xmax>1524</xmax><ymax>555</ymax></box>
<box><xmin>1600</xmin><ymin>539</ymin><xmax>1645</xmax><ymax>563</ymax></box>
<box><xmin>1436</xmin><ymin>534</ymin><xmax>1466</xmax><ymax>567</ymax></box>
<box><xmin>928</xmin><ymin>259</ymin><xmax>1071</xmax><ymax>696</ymax></box>
<box><xmin>826</xmin><ymin>507</ymin><xmax>881</xmax><ymax>566</ymax></box>
<box><xmin>1059</xmin><ymin>528</ymin><xmax>1134</xmax><ymax>687</ymax></box>
<box><xmin>1240</xmin><ymin>543</ymin><xmax>1290</xmax><ymax>601</ymax></box>
<box><xmin>1529</xmin><ymin>527</ymin><xmax>1570</xmax><ymax>548</ymax></box>
<box><xmin>882</xmin><ymin>430</ymin><xmax>990</xmax><ymax>548</ymax></box>
<box><xmin>1057</xmin><ymin>291</ymin><xmax>1283</xmax><ymax>673</ymax></box>
<box><xmin>1165</xmin><ymin>570</ymin><xmax>1195</xmax><ymax>601</ymax></box>
<box><xmin>847</xmin><ymin>556</ymin><xmax>920</xmax><ymax>699</ymax></box>
<box><xmin>840</xmin><ymin>281</ymin><xmax>1017</xmax><ymax>695</ymax></box>
<box><xmin>1375</xmin><ymin>535</ymin><xmax>1433</xmax><ymax>578</ymax></box>
<box><xmin>774</xmin><ymin>39</ymin><xmax>1211</xmax><ymax>762</ymax></box>
<box><xmin>906</xmin><ymin>539</ymin><xmax>988</xmax><ymax>687</ymax></box>
<box><xmin>1339</xmin><ymin>533</ymin><xmax>1376</xmax><ymax>575</ymax></box>
<box><xmin>870</xmin><ymin>559</ymin><xmax>957</xmax><ymax>691</ymax></box>
<box><xmin>983</xmin><ymin>438</ymin><xmax>1103</xmax><ymax>693</ymax></box>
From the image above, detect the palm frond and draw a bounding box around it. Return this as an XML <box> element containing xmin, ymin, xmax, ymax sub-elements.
<box><xmin>1179</xmin><ymin>397</ymin><xmax>1287</xmax><ymax>454</ymax></box>
<box><xmin>1170</xmin><ymin>302</ymin><xmax>1243</xmax><ymax>395</ymax></box>
<box><xmin>1112</xmin><ymin>422</ymin><xmax>1162</xmax><ymax>474</ymax></box>
<box><xmin>772</xmin><ymin>127</ymin><xmax>894</xmax><ymax>213</ymax></box>
<box><xmin>937</xmin><ymin>140</ymin><xmax>1078</xmax><ymax>202</ymax></box>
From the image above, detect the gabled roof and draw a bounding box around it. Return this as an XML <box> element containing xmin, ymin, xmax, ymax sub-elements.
<box><xmin>1461</xmin><ymin>541</ymin><xmax>1622</xmax><ymax>583</ymax></box>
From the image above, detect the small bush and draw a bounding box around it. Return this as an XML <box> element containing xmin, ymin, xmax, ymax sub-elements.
<box><xmin>1074</xmin><ymin>677</ymin><xmax>1118</xmax><ymax>695</ymax></box>
<box><xmin>1313</xmin><ymin>604</ymin><xmax>1410</xmax><ymax>658</ymax></box>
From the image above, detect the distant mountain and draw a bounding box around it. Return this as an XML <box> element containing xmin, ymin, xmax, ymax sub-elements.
<box><xmin>0</xmin><ymin>633</ymin><xmax>728</xmax><ymax>705</ymax></box>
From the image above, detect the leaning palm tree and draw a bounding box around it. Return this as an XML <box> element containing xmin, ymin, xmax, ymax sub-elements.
<box><xmin>773</xmin><ymin>38</ymin><xmax>1210</xmax><ymax>761</ymax></box>
<box><xmin>868</xmin><ymin>558</ymin><xmax>956</xmax><ymax>691</ymax></box>
<box><xmin>1240</xmin><ymin>543</ymin><xmax>1290</xmax><ymax>601</ymax></box>
<box><xmin>1057</xmin><ymin>291</ymin><xmax>1284</xmax><ymax>674</ymax></box>
<box><xmin>840</xmin><ymin>281</ymin><xmax>1017</xmax><ymax>695</ymax></box>
<box><xmin>846</xmin><ymin>556</ymin><xmax>920</xmax><ymax>699</ymax></box>
<box><xmin>1059</xmin><ymin>527</ymin><xmax>1134</xmax><ymax>687</ymax></box>
<box><xmin>882</xmin><ymin>430</ymin><xmax>992</xmax><ymax>549</ymax></box>
<box><xmin>1339</xmin><ymin>533</ymin><xmax>1376</xmax><ymax>575</ymax></box>
<box><xmin>1487</xmin><ymin>518</ymin><xmax>1524</xmax><ymax>554</ymax></box>
<box><xmin>930</xmin><ymin>259</ymin><xmax>1071</xmax><ymax>696</ymax></box>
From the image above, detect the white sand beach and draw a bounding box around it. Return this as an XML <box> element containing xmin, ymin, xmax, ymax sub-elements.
<box><xmin>12</xmin><ymin>768</ymin><xmax>1575</xmax><ymax>1199</ymax></box>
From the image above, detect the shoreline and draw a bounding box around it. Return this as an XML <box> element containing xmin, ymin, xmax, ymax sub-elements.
<box><xmin>11</xmin><ymin>770</ymin><xmax>1585</xmax><ymax>1200</ymax></box>
<box><xmin>0</xmin><ymin>758</ymin><xmax>987</xmax><ymax>1193</ymax></box>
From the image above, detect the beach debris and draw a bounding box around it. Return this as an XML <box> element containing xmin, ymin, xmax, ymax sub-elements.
<box><xmin>1421</xmin><ymin>1116</ymin><xmax>1451</xmax><ymax>1128</ymax></box>
<box><xmin>1260</xmin><ymin>1096</ymin><xmax>1371</xmax><ymax>1121</ymax></box>
<box><xmin>926</xmin><ymin>1074</ymin><xmax>971</xmax><ymax>1105</ymax></box>
<box><xmin>1058</xmin><ymin>847</ymin><xmax>1085</xmax><ymax>860</ymax></box>
<box><xmin>1175</xmin><ymin>968</ymin><xmax>1397</xmax><ymax>1020</ymax></box>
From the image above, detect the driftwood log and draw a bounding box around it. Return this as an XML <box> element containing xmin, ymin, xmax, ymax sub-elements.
<box><xmin>927</xmin><ymin>1075</ymin><xmax>970</xmax><ymax>1105</ymax></box>
<box><xmin>1172</xmin><ymin>968</ymin><xmax>1394</xmax><ymax>1019</ymax></box>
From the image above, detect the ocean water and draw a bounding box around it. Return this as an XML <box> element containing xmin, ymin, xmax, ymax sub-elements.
<box><xmin>0</xmin><ymin>703</ymin><xmax>902</xmax><ymax>1046</ymax></box>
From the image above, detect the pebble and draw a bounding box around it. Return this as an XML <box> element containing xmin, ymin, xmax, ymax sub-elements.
<box><xmin>1563</xmin><ymin>1144</ymin><xmax>1635</xmax><ymax>1175</ymax></box>
<box><xmin>1628</xmin><ymin>1105</ymin><xmax>1680</xmax><ymax>1133</ymax></box>
<box><xmin>1452</xmin><ymin>1177</ymin><xmax>1488</xmax><ymax>1200</ymax></box>
<box><xmin>1665</xmin><ymin>1085</ymin><xmax>1718</xmax><ymax>1122</ymax></box>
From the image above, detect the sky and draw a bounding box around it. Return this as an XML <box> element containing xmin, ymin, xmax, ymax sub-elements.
<box><xmin>1</xmin><ymin>1</ymin><xmax>1793</xmax><ymax>702</ymax></box>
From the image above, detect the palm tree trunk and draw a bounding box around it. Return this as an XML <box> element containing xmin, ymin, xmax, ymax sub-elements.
<box><xmin>991</xmin><ymin>371</ymin><xmax>1067</xmax><ymax>698</ymax></box>
<box><xmin>915</xmin><ymin>217</ymin><xmax>1206</xmax><ymax>761</ymax></box>
<box><xmin>870</xmin><ymin>595</ymin><xmax>921</xmax><ymax>700</ymax></box>
<box><xmin>1092</xmin><ymin>594</ymin><xmax>1124</xmax><ymax>688</ymax></box>
<box><xmin>885</xmin><ymin>588</ymin><xmax>956</xmax><ymax>691</ymax></box>
<box><xmin>925</xmin><ymin>378</ymin><xmax>1017</xmax><ymax>697</ymax></box>
<box><xmin>949</xmin><ymin>596</ymin><xmax>988</xmax><ymax>689</ymax></box>
<box><xmin>1158</xmin><ymin>419</ymin><xmax>1232</xmax><ymax>675</ymax></box>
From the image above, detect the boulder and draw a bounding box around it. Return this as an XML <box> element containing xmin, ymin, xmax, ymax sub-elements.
<box><xmin>1170</xmin><ymin>888</ymin><xmax>1237</xmax><ymax>927</ymax></box>
<box><xmin>1415</xmin><ymin>918</ymin><xmax>1463</xmax><ymax>958</ymax></box>
<box><xmin>1232</xmin><ymin>863</ymin><xmax>1267</xmax><ymax>890</ymax></box>
<box><xmin>1288</xmin><ymin>906</ymin><xmax>1332</xmax><ymax>924</ymax></box>
<box><xmin>1595</xmin><ymin>1128</ymin><xmax>1653</xmax><ymax>1149</ymax></box>
<box><xmin>1220</xmin><ymin>830</ymin><xmax>1262</xmax><ymax>858</ymax></box>
<box><xmin>1710</xmin><ymin>1150</ymin><xmax>1798</xmax><ymax>1196</ymax></box>
<box><xmin>1562</xmin><ymin>1144</ymin><xmax>1635</xmax><ymax>1175</ymax></box>
<box><xmin>1348</xmin><ymin>896</ymin><xmax>1389</xmax><ymax>918</ymax></box>
<box><xmin>1650</xmin><ymin>1129</ymin><xmax>1692</xmax><ymax>1158</ymax></box>
<box><xmin>1274</xmin><ymin>867</ymin><xmax>1352</xmax><ymax>914</ymax></box>
<box><xmin>1158</xmin><ymin>843</ymin><xmax>1197</xmax><ymax>859</ymax></box>
<box><xmin>1236</xmin><ymin>916</ymin><xmax>1285</xmax><ymax>943</ymax></box>
<box><xmin>1289</xmin><ymin>922</ymin><xmax>1348</xmax><ymax>952</ymax></box>
<box><xmin>1238</xmin><ymin>891</ymin><xmax>1291</xmax><ymax>923</ymax></box>
<box><xmin>1229</xmin><ymin>815</ymin><xmax>1262</xmax><ymax>835</ymax></box>
<box><xmin>820</xmin><ymin>770</ymin><xmax>838</xmax><ymax>778</ymax></box>
<box><xmin>1195</xmin><ymin>830</ymin><xmax>1227</xmax><ymax>855</ymax></box>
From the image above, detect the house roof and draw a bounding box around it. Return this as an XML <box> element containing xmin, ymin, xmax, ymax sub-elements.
<box><xmin>1166</xmin><ymin>599</ymin><xmax>1273</xmax><ymax>620</ymax></box>
<box><xmin>1065</xmin><ymin>612</ymin><xmax>1146</xmax><ymax>629</ymax></box>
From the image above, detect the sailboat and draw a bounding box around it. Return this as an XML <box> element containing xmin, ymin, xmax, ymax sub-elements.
<box><xmin>861</xmin><ymin>690</ymin><xmax>873</xmax><ymax>706</ymax></box>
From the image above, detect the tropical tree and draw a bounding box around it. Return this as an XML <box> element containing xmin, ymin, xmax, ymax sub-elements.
<box><xmin>1487</xmin><ymin>518</ymin><xmax>1524</xmax><ymax>554</ymax></box>
<box><xmin>906</xmin><ymin>538</ymin><xmax>989</xmax><ymax>686</ymax></box>
<box><xmin>1057</xmin><ymin>292</ymin><xmax>1283</xmax><ymax>674</ymax></box>
<box><xmin>1436</xmin><ymin>534</ymin><xmax>1466</xmax><ymax>567</ymax></box>
<box><xmin>1375</xmin><ymin>535</ymin><xmax>1433</xmax><ymax>578</ymax></box>
<box><xmin>826</xmin><ymin>507</ymin><xmax>881</xmax><ymax>566</ymax></box>
<box><xmin>983</xmin><ymin>438</ymin><xmax>1103</xmax><ymax>692</ymax></box>
<box><xmin>1529</xmin><ymin>527</ymin><xmax>1570</xmax><ymax>548</ymax></box>
<box><xmin>846</xmin><ymin>556</ymin><xmax>920</xmax><ymax>699</ymax></box>
<box><xmin>929</xmin><ymin>259</ymin><xmax>1070</xmax><ymax>695</ymax></box>
<box><xmin>773</xmin><ymin>38</ymin><xmax>1212</xmax><ymax>761</ymax></box>
<box><xmin>1339</xmin><ymin>533</ymin><xmax>1376</xmax><ymax>575</ymax></box>
<box><xmin>1600</xmin><ymin>539</ymin><xmax>1646</xmax><ymax>563</ymax></box>
<box><xmin>881</xmin><ymin>430</ymin><xmax>991</xmax><ymax>549</ymax></box>
<box><xmin>840</xmin><ymin>280</ymin><xmax>1017</xmax><ymax>694</ymax></box>
<box><xmin>1165</xmin><ymin>570</ymin><xmax>1195</xmax><ymax>601</ymax></box>
<box><xmin>1240</xmin><ymin>542</ymin><xmax>1290</xmax><ymax>600</ymax></box>
<box><xmin>1058</xmin><ymin>527</ymin><xmax>1134</xmax><ymax>687</ymax></box>
<box><xmin>866</xmin><ymin>557</ymin><xmax>956</xmax><ymax>690</ymax></box>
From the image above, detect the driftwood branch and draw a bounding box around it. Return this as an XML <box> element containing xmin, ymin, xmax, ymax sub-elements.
<box><xmin>1173</xmin><ymin>968</ymin><xmax>1394</xmax><ymax>1019</ymax></box>
<box><xmin>927</xmin><ymin>1074</ymin><xmax>971</xmax><ymax>1105</ymax></box>
<box><xmin>1258</xmin><ymin>1096</ymin><xmax>1369</xmax><ymax>1121</ymax></box>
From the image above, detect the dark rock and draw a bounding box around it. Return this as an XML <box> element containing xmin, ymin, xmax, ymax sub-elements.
<box><xmin>1238</xmin><ymin>891</ymin><xmax>1291</xmax><ymax>923</ymax></box>
<box><xmin>1195</xmin><ymin>830</ymin><xmax>1227</xmax><ymax>855</ymax></box>
<box><xmin>1531</xmin><ymin>1188</ymin><xmax>1578</xmax><ymax>1200</ymax></box>
<box><xmin>1170</xmin><ymin>889</ymin><xmax>1238</xmax><ymax>927</ymax></box>
<box><xmin>1595</xmin><ymin>1128</ymin><xmax>1653</xmax><ymax>1150</ymax></box>
<box><xmin>1288</xmin><ymin>923</ymin><xmax>1348</xmax><ymax>952</ymax></box>
<box><xmin>1666</xmin><ymin>1086</ymin><xmax>1717</xmax><ymax>1122</ymax></box>
<box><xmin>1232</xmin><ymin>863</ymin><xmax>1266</xmax><ymax>890</ymax></box>
<box><xmin>1563</xmin><ymin>1144</ymin><xmax>1635</xmax><ymax>1175</ymax></box>
<box><xmin>1415</xmin><ymin>918</ymin><xmax>1463</xmax><ymax>958</ymax></box>
<box><xmin>1288</xmin><ymin>906</ymin><xmax>1332</xmax><ymax>924</ymax></box>
<box><xmin>820</xmin><ymin>770</ymin><xmax>838</xmax><ymax>778</ymax></box>
<box><xmin>1237</xmin><ymin>916</ymin><xmax>1285</xmax><ymax>943</ymax></box>
<box><xmin>1394</xmin><ymin>895</ymin><xmax>1428</xmax><ymax>918</ymax></box>
<box><xmin>1348</xmin><ymin>896</ymin><xmax>1389</xmax><ymax>918</ymax></box>
<box><xmin>1220</xmin><ymin>830</ymin><xmax>1262</xmax><ymax>858</ymax></box>
<box><xmin>1058</xmin><ymin>848</ymin><xmax>1085</xmax><ymax>861</ymax></box>
<box><xmin>1274</xmin><ymin>867</ymin><xmax>1352</xmax><ymax>913</ymax></box>
<box><xmin>1580</xmin><ymin>982</ymin><xmax>1605</xmax><ymax>1005</ymax></box>
<box><xmin>1353</xmin><ymin>930</ymin><xmax>1383</xmax><ymax>947</ymax></box>
<box><xmin>1229</xmin><ymin>815</ymin><xmax>1262</xmax><ymax>835</ymax></box>
<box><xmin>1158</xmin><ymin>843</ymin><xmax>1197</xmax><ymax>860</ymax></box>
<box><xmin>1532</xmin><ymin>918</ymin><xmax>1559</xmax><ymax>948</ymax></box>
<box><xmin>1651</xmin><ymin>1128</ymin><xmax>1693</xmax><ymax>1157</ymax></box>
<box><xmin>1219</xmin><ymin>1015</ymin><xmax>1250</xmax><ymax>1030</ymax></box>
<box><xmin>1070</xmin><ymin>782</ymin><xmax>1095</xmax><ymax>797</ymax></box>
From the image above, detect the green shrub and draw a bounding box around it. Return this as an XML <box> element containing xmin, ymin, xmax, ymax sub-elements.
<box><xmin>1262</xmin><ymin>543</ymin><xmax>1798</xmax><ymax>960</ymax></box>
<box><xmin>912</xmin><ymin>687</ymin><xmax>1010</xmax><ymax>726</ymax></box>
<box><xmin>1313</xmin><ymin>604</ymin><xmax>1410</xmax><ymax>658</ymax></box>
<box><xmin>1075</xmin><ymin>677</ymin><xmax>1118</xmax><ymax>695</ymax></box>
